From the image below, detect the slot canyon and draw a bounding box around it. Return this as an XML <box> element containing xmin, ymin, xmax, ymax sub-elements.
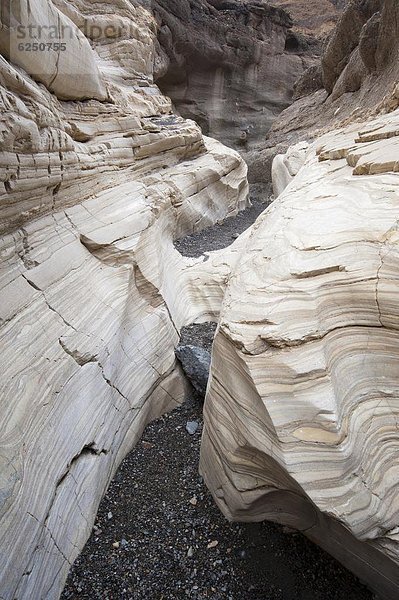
<box><xmin>1</xmin><ymin>1</ymin><xmax>399</xmax><ymax>599</ymax></box>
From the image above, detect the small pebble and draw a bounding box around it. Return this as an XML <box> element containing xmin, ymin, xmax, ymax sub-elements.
<box><xmin>186</xmin><ymin>421</ymin><xmax>199</xmax><ymax>435</ymax></box>
<box><xmin>142</xmin><ymin>441</ymin><xmax>155</xmax><ymax>449</ymax></box>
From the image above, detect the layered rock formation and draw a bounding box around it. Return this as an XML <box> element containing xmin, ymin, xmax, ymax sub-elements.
<box><xmin>0</xmin><ymin>1</ymin><xmax>248</xmax><ymax>597</ymax></box>
<box><xmin>151</xmin><ymin>0</ymin><xmax>317</xmax><ymax>175</ymax></box>
<box><xmin>249</xmin><ymin>0</ymin><xmax>399</xmax><ymax>186</ymax></box>
<box><xmin>200</xmin><ymin>108</ymin><xmax>399</xmax><ymax>599</ymax></box>
<box><xmin>3</xmin><ymin>0</ymin><xmax>399</xmax><ymax>598</ymax></box>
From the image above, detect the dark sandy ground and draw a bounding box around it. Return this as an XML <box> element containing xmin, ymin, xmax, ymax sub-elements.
<box><xmin>62</xmin><ymin>198</ymin><xmax>375</xmax><ymax>600</ymax></box>
<box><xmin>174</xmin><ymin>197</ymin><xmax>270</xmax><ymax>258</ymax></box>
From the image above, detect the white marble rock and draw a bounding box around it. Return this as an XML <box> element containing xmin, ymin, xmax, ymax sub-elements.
<box><xmin>201</xmin><ymin>110</ymin><xmax>399</xmax><ymax>600</ymax></box>
<box><xmin>0</xmin><ymin>1</ymin><xmax>249</xmax><ymax>598</ymax></box>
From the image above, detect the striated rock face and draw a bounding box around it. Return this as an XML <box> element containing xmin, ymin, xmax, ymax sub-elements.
<box><xmin>200</xmin><ymin>108</ymin><xmax>399</xmax><ymax>599</ymax></box>
<box><xmin>0</xmin><ymin>1</ymin><xmax>248</xmax><ymax>597</ymax></box>
<box><xmin>151</xmin><ymin>0</ymin><xmax>316</xmax><ymax>175</ymax></box>
<box><xmin>249</xmin><ymin>0</ymin><xmax>399</xmax><ymax>186</ymax></box>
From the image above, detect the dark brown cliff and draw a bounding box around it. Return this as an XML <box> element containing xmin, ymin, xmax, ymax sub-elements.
<box><xmin>150</xmin><ymin>0</ymin><xmax>318</xmax><ymax>185</ymax></box>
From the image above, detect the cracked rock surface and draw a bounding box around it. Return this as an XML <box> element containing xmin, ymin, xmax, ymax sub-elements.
<box><xmin>201</xmin><ymin>108</ymin><xmax>399</xmax><ymax>600</ymax></box>
<box><xmin>2</xmin><ymin>1</ymin><xmax>399</xmax><ymax>599</ymax></box>
<box><xmin>0</xmin><ymin>1</ymin><xmax>248</xmax><ymax>598</ymax></box>
<box><xmin>61</xmin><ymin>384</ymin><xmax>372</xmax><ymax>600</ymax></box>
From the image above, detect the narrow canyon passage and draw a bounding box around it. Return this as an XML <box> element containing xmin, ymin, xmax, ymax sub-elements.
<box><xmin>62</xmin><ymin>202</ymin><xmax>373</xmax><ymax>600</ymax></box>
<box><xmin>62</xmin><ymin>394</ymin><xmax>373</xmax><ymax>600</ymax></box>
<box><xmin>3</xmin><ymin>1</ymin><xmax>399</xmax><ymax>598</ymax></box>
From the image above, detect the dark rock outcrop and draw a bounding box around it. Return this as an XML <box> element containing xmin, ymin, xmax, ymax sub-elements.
<box><xmin>319</xmin><ymin>0</ymin><xmax>398</xmax><ymax>104</ymax></box>
<box><xmin>271</xmin><ymin>0</ymin><xmax>347</xmax><ymax>38</ymax></box>
<box><xmin>321</xmin><ymin>0</ymin><xmax>382</xmax><ymax>93</ymax></box>
<box><xmin>358</xmin><ymin>10</ymin><xmax>381</xmax><ymax>72</ymax></box>
<box><xmin>175</xmin><ymin>345</ymin><xmax>211</xmax><ymax>397</ymax></box>
<box><xmin>151</xmin><ymin>0</ymin><xmax>317</xmax><ymax>178</ymax></box>
<box><xmin>251</xmin><ymin>0</ymin><xmax>399</xmax><ymax>186</ymax></box>
<box><xmin>292</xmin><ymin>63</ymin><xmax>323</xmax><ymax>99</ymax></box>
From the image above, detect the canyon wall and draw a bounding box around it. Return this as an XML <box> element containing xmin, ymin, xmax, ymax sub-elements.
<box><xmin>271</xmin><ymin>0</ymin><xmax>346</xmax><ymax>37</ymax></box>
<box><xmin>201</xmin><ymin>102</ymin><xmax>399</xmax><ymax>600</ymax></box>
<box><xmin>0</xmin><ymin>1</ymin><xmax>248</xmax><ymax>597</ymax></box>
<box><xmin>249</xmin><ymin>0</ymin><xmax>399</xmax><ymax>185</ymax></box>
<box><xmin>151</xmin><ymin>0</ymin><xmax>317</xmax><ymax>179</ymax></box>
<box><xmin>2</xmin><ymin>0</ymin><xmax>399</xmax><ymax>598</ymax></box>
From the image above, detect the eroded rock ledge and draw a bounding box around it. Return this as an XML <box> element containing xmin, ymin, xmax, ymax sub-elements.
<box><xmin>200</xmin><ymin>109</ymin><xmax>399</xmax><ymax>599</ymax></box>
<box><xmin>0</xmin><ymin>1</ymin><xmax>248</xmax><ymax>598</ymax></box>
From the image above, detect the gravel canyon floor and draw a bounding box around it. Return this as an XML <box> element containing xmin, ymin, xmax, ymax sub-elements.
<box><xmin>62</xmin><ymin>201</ymin><xmax>375</xmax><ymax>600</ymax></box>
